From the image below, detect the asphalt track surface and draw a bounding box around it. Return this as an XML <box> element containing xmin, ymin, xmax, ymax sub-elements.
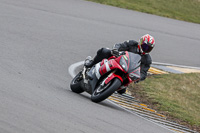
<box><xmin>0</xmin><ymin>0</ymin><xmax>199</xmax><ymax>133</ymax></box>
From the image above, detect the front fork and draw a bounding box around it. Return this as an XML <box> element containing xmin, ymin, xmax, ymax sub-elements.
<box><xmin>104</xmin><ymin>70</ymin><xmax>123</xmax><ymax>85</ymax></box>
<box><xmin>100</xmin><ymin>70</ymin><xmax>117</xmax><ymax>87</ymax></box>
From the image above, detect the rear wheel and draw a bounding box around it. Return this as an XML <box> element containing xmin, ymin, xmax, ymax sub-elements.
<box><xmin>70</xmin><ymin>72</ymin><xmax>84</xmax><ymax>93</ymax></box>
<box><xmin>91</xmin><ymin>78</ymin><xmax>121</xmax><ymax>103</ymax></box>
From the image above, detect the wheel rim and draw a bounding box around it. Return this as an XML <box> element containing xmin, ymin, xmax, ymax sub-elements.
<box><xmin>93</xmin><ymin>82</ymin><xmax>111</xmax><ymax>96</ymax></box>
<box><xmin>73</xmin><ymin>73</ymin><xmax>82</xmax><ymax>84</ymax></box>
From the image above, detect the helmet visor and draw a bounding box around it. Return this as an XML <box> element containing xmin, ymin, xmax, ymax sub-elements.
<box><xmin>141</xmin><ymin>43</ymin><xmax>153</xmax><ymax>53</ymax></box>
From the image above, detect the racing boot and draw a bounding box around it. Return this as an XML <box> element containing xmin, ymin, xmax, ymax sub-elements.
<box><xmin>84</xmin><ymin>55</ymin><xmax>99</xmax><ymax>68</ymax></box>
<box><xmin>84</xmin><ymin>56</ymin><xmax>93</xmax><ymax>68</ymax></box>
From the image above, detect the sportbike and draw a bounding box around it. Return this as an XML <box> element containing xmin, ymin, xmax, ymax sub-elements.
<box><xmin>70</xmin><ymin>50</ymin><xmax>141</xmax><ymax>103</ymax></box>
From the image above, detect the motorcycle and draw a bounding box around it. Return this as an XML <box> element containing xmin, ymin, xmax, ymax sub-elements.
<box><xmin>70</xmin><ymin>50</ymin><xmax>141</xmax><ymax>103</ymax></box>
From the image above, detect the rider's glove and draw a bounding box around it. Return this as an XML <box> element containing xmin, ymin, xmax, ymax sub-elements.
<box><xmin>119</xmin><ymin>51</ymin><xmax>125</xmax><ymax>55</ymax></box>
<box><xmin>111</xmin><ymin>49</ymin><xmax>119</xmax><ymax>56</ymax></box>
<box><xmin>111</xmin><ymin>49</ymin><xmax>126</xmax><ymax>57</ymax></box>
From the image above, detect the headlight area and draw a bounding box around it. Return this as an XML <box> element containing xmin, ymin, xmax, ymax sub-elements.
<box><xmin>119</xmin><ymin>57</ymin><xmax>128</xmax><ymax>72</ymax></box>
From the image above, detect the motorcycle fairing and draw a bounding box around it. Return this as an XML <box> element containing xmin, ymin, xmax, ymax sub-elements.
<box><xmin>127</xmin><ymin>52</ymin><xmax>141</xmax><ymax>74</ymax></box>
<box><xmin>117</xmin><ymin>52</ymin><xmax>141</xmax><ymax>73</ymax></box>
<box><xmin>119</xmin><ymin>55</ymin><xmax>129</xmax><ymax>72</ymax></box>
<box><xmin>126</xmin><ymin>52</ymin><xmax>141</xmax><ymax>82</ymax></box>
<box><xmin>128</xmin><ymin>67</ymin><xmax>140</xmax><ymax>82</ymax></box>
<box><xmin>98</xmin><ymin>59</ymin><xmax>125</xmax><ymax>77</ymax></box>
<box><xmin>86</xmin><ymin>62</ymin><xmax>115</xmax><ymax>94</ymax></box>
<box><xmin>104</xmin><ymin>72</ymin><xmax>123</xmax><ymax>84</ymax></box>
<box><xmin>84</xmin><ymin>66</ymin><xmax>99</xmax><ymax>94</ymax></box>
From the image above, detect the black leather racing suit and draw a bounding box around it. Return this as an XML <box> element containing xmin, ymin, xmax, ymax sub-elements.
<box><xmin>89</xmin><ymin>40</ymin><xmax>152</xmax><ymax>81</ymax></box>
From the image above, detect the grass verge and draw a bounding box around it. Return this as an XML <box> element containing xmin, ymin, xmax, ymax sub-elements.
<box><xmin>88</xmin><ymin>0</ymin><xmax>200</xmax><ymax>24</ymax></box>
<box><xmin>129</xmin><ymin>73</ymin><xmax>200</xmax><ymax>132</ymax></box>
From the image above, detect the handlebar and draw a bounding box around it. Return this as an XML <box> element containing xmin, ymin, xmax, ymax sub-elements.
<box><xmin>111</xmin><ymin>49</ymin><xmax>125</xmax><ymax>57</ymax></box>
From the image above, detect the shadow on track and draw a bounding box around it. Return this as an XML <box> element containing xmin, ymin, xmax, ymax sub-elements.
<box><xmin>67</xmin><ymin>89</ymin><xmax>126</xmax><ymax>112</ymax></box>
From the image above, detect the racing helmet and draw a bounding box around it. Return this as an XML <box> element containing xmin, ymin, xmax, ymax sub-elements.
<box><xmin>139</xmin><ymin>34</ymin><xmax>155</xmax><ymax>54</ymax></box>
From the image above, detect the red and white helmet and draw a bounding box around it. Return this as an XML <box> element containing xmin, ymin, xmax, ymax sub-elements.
<box><xmin>139</xmin><ymin>34</ymin><xmax>155</xmax><ymax>54</ymax></box>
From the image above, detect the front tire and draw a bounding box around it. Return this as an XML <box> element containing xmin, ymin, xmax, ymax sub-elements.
<box><xmin>91</xmin><ymin>78</ymin><xmax>121</xmax><ymax>103</ymax></box>
<box><xmin>70</xmin><ymin>72</ymin><xmax>84</xmax><ymax>93</ymax></box>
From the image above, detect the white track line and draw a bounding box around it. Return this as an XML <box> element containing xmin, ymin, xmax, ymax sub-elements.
<box><xmin>68</xmin><ymin>61</ymin><xmax>84</xmax><ymax>77</ymax></box>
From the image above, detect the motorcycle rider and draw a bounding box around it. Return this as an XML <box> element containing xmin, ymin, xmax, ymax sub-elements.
<box><xmin>85</xmin><ymin>34</ymin><xmax>155</xmax><ymax>94</ymax></box>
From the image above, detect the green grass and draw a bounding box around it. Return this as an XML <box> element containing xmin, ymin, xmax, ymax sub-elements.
<box><xmin>88</xmin><ymin>0</ymin><xmax>200</xmax><ymax>24</ymax></box>
<box><xmin>130</xmin><ymin>73</ymin><xmax>200</xmax><ymax>130</ymax></box>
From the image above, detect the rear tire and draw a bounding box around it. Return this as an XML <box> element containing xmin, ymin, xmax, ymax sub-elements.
<box><xmin>70</xmin><ymin>72</ymin><xmax>84</xmax><ymax>93</ymax></box>
<box><xmin>91</xmin><ymin>78</ymin><xmax>121</xmax><ymax>103</ymax></box>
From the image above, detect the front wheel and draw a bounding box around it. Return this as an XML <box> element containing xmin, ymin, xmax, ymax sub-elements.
<box><xmin>70</xmin><ymin>72</ymin><xmax>84</xmax><ymax>93</ymax></box>
<box><xmin>91</xmin><ymin>78</ymin><xmax>122</xmax><ymax>103</ymax></box>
